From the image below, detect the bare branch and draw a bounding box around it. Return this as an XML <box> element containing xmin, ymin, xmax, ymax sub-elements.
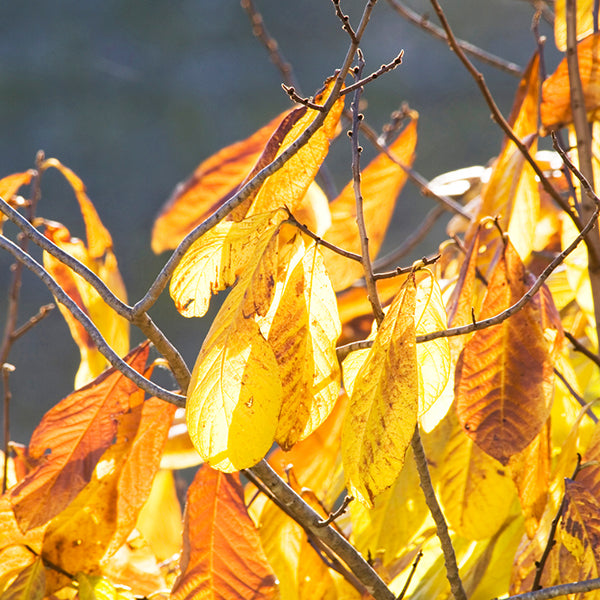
<box><xmin>0</xmin><ymin>234</ymin><xmax>186</xmax><ymax>407</ymax></box>
<box><xmin>10</xmin><ymin>303</ymin><xmax>55</xmax><ymax>342</ymax></box>
<box><xmin>564</xmin><ymin>331</ymin><xmax>600</xmax><ymax>370</ymax></box>
<box><xmin>386</xmin><ymin>0</ymin><xmax>522</xmax><ymax>76</ymax></box>
<box><xmin>316</xmin><ymin>495</ymin><xmax>354</xmax><ymax>527</ymax></box>
<box><xmin>505</xmin><ymin>577</ymin><xmax>600</xmax><ymax>600</ymax></box>
<box><xmin>341</xmin><ymin>51</ymin><xmax>404</xmax><ymax>95</ymax></box>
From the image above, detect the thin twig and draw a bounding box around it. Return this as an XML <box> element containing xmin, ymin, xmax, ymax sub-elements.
<box><xmin>10</xmin><ymin>303</ymin><xmax>55</xmax><ymax>342</ymax></box>
<box><xmin>350</xmin><ymin>50</ymin><xmax>385</xmax><ymax>326</ymax></box>
<box><xmin>411</xmin><ymin>425</ymin><xmax>466</xmax><ymax>600</ymax></box>
<box><xmin>386</xmin><ymin>0</ymin><xmax>522</xmax><ymax>76</ymax></box>
<box><xmin>341</xmin><ymin>51</ymin><xmax>404</xmax><ymax>95</ymax></box>
<box><xmin>428</xmin><ymin>0</ymin><xmax>590</xmax><ymax>255</ymax></box>
<box><xmin>554</xmin><ymin>368</ymin><xmax>599</xmax><ymax>423</ymax></box>
<box><xmin>504</xmin><ymin>577</ymin><xmax>600</xmax><ymax>600</ymax></box>
<box><xmin>1</xmin><ymin>363</ymin><xmax>14</xmax><ymax>495</ymax></box>
<box><xmin>398</xmin><ymin>550</ymin><xmax>423</xmax><ymax>600</ymax></box>
<box><xmin>532</xmin><ymin>456</ymin><xmax>583</xmax><ymax>590</ymax></box>
<box><xmin>249</xmin><ymin>459</ymin><xmax>396</xmax><ymax>600</ymax></box>
<box><xmin>240</xmin><ymin>0</ymin><xmax>299</xmax><ymax>90</ymax></box>
<box><xmin>564</xmin><ymin>330</ymin><xmax>600</xmax><ymax>369</ymax></box>
<box><xmin>373</xmin><ymin>254</ymin><xmax>440</xmax><ymax>280</ymax></box>
<box><xmin>0</xmin><ymin>234</ymin><xmax>186</xmax><ymax>407</ymax></box>
<box><xmin>337</xmin><ymin>339</ymin><xmax>374</xmax><ymax>362</ymax></box>
<box><xmin>316</xmin><ymin>495</ymin><xmax>354</xmax><ymax>527</ymax></box>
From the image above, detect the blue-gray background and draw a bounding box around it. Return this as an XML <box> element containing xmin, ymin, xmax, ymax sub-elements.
<box><xmin>0</xmin><ymin>0</ymin><xmax>555</xmax><ymax>441</ymax></box>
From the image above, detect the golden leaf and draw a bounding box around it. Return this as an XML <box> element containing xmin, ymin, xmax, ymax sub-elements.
<box><xmin>0</xmin><ymin>557</ymin><xmax>45</xmax><ymax>600</ymax></box>
<box><xmin>554</xmin><ymin>0</ymin><xmax>595</xmax><ymax>51</ymax></box>
<box><xmin>342</xmin><ymin>276</ymin><xmax>418</xmax><ymax>506</ymax></box>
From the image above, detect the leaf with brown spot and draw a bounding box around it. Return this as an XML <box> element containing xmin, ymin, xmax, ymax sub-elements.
<box><xmin>541</xmin><ymin>33</ymin><xmax>600</xmax><ymax>133</ymax></box>
<box><xmin>152</xmin><ymin>111</ymin><xmax>288</xmax><ymax>253</ymax></box>
<box><xmin>455</xmin><ymin>240</ymin><xmax>554</xmax><ymax>465</ymax></box>
<box><xmin>171</xmin><ymin>466</ymin><xmax>276</xmax><ymax>600</ymax></box>
<box><xmin>322</xmin><ymin>116</ymin><xmax>418</xmax><ymax>291</ymax></box>
<box><xmin>10</xmin><ymin>344</ymin><xmax>149</xmax><ymax>532</ymax></box>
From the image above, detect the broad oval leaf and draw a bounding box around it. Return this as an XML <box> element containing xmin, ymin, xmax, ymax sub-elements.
<box><xmin>455</xmin><ymin>240</ymin><xmax>555</xmax><ymax>465</ymax></box>
<box><xmin>322</xmin><ymin>116</ymin><xmax>418</xmax><ymax>291</ymax></box>
<box><xmin>171</xmin><ymin>466</ymin><xmax>276</xmax><ymax>600</ymax></box>
<box><xmin>342</xmin><ymin>276</ymin><xmax>418</xmax><ymax>506</ymax></box>
<box><xmin>10</xmin><ymin>344</ymin><xmax>149</xmax><ymax>532</ymax></box>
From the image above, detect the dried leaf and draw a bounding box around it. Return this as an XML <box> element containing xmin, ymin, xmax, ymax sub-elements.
<box><xmin>541</xmin><ymin>33</ymin><xmax>600</xmax><ymax>133</ymax></box>
<box><xmin>322</xmin><ymin>116</ymin><xmax>418</xmax><ymax>291</ymax></box>
<box><xmin>10</xmin><ymin>344</ymin><xmax>149</xmax><ymax>531</ymax></box>
<box><xmin>0</xmin><ymin>557</ymin><xmax>45</xmax><ymax>600</ymax></box>
<box><xmin>171</xmin><ymin>466</ymin><xmax>276</xmax><ymax>600</ymax></box>
<box><xmin>152</xmin><ymin>111</ymin><xmax>287</xmax><ymax>253</ymax></box>
<box><xmin>455</xmin><ymin>241</ymin><xmax>554</xmax><ymax>465</ymax></box>
<box><xmin>342</xmin><ymin>276</ymin><xmax>418</xmax><ymax>506</ymax></box>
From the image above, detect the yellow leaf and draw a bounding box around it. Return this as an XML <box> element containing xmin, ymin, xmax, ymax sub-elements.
<box><xmin>349</xmin><ymin>445</ymin><xmax>428</xmax><ymax>566</ymax></box>
<box><xmin>439</xmin><ymin>412</ymin><xmax>516</xmax><ymax>540</ymax></box>
<box><xmin>243</xmin><ymin>78</ymin><xmax>345</xmax><ymax>219</ymax></box>
<box><xmin>265</xmin><ymin>233</ymin><xmax>341</xmax><ymax>449</ymax></box>
<box><xmin>169</xmin><ymin>209</ymin><xmax>286</xmax><ymax>318</ymax></box>
<box><xmin>342</xmin><ymin>276</ymin><xmax>418</xmax><ymax>506</ymax></box>
<box><xmin>0</xmin><ymin>558</ymin><xmax>45</xmax><ymax>600</ymax></box>
<box><xmin>323</xmin><ymin>116</ymin><xmax>418</xmax><ymax>291</ymax></box>
<box><xmin>554</xmin><ymin>0</ymin><xmax>594</xmax><ymax>51</ymax></box>
<box><xmin>185</xmin><ymin>229</ymin><xmax>283</xmax><ymax>471</ymax></box>
<box><xmin>293</xmin><ymin>181</ymin><xmax>331</xmax><ymax>237</ymax></box>
<box><xmin>76</xmin><ymin>573</ymin><xmax>122</xmax><ymax>600</ymax></box>
<box><xmin>414</xmin><ymin>272</ymin><xmax>452</xmax><ymax>432</ymax></box>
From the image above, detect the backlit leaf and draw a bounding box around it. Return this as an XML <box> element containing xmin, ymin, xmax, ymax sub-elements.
<box><xmin>541</xmin><ymin>33</ymin><xmax>600</xmax><ymax>133</ymax></box>
<box><xmin>0</xmin><ymin>557</ymin><xmax>45</xmax><ymax>600</ymax></box>
<box><xmin>152</xmin><ymin>111</ymin><xmax>287</xmax><ymax>253</ymax></box>
<box><xmin>10</xmin><ymin>344</ymin><xmax>149</xmax><ymax>531</ymax></box>
<box><xmin>169</xmin><ymin>209</ymin><xmax>285</xmax><ymax>318</ymax></box>
<box><xmin>0</xmin><ymin>171</ymin><xmax>34</xmax><ymax>234</ymax></box>
<box><xmin>171</xmin><ymin>466</ymin><xmax>276</xmax><ymax>600</ymax></box>
<box><xmin>41</xmin><ymin>396</ymin><xmax>175</xmax><ymax>592</ymax></box>
<box><xmin>243</xmin><ymin>78</ymin><xmax>345</xmax><ymax>219</ymax></box>
<box><xmin>76</xmin><ymin>573</ymin><xmax>129</xmax><ymax>600</ymax></box>
<box><xmin>439</xmin><ymin>412</ymin><xmax>516</xmax><ymax>540</ymax></box>
<box><xmin>342</xmin><ymin>275</ymin><xmax>418</xmax><ymax>506</ymax></box>
<box><xmin>414</xmin><ymin>272</ymin><xmax>452</xmax><ymax>432</ymax></box>
<box><xmin>455</xmin><ymin>240</ymin><xmax>554</xmax><ymax>465</ymax></box>
<box><xmin>322</xmin><ymin>116</ymin><xmax>418</xmax><ymax>291</ymax></box>
<box><xmin>265</xmin><ymin>233</ymin><xmax>341</xmax><ymax>449</ymax></box>
<box><xmin>185</xmin><ymin>228</ymin><xmax>283</xmax><ymax>471</ymax></box>
<box><xmin>554</xmin><ymin>0</ymin><xmax>594</xmax><ymax>51</ymax></box>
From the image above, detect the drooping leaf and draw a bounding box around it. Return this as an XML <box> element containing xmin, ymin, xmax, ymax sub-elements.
<box><xmin>169</xmin><ymin>209</ymin><xmax>285</xmax><ymax>318</ymax></box>
<box><xmin>541</xmin><ymin>33</ymin><xmax>600</xmax><ymax>133</ymax></box>
<box><xmin>41</xmin><ymin>396</ymin><xmax>175</xmax><ymax>593</ymax></box>
<box><xmin>185</xmin><ymin>228</ymin><xmax>283</xmax><ymax>471</ymax></box>
<box><xmin>152</xmin><ymin>111</ymin><xmax>287</xmax><ymax>253</ymax></box>
<box><xmin>265</xmin><ymin>233</ymin><xmax>341</xmax><ymax>450</ymax></box>
<box><xmin>414</xmin><ymin>271</ymin><xmax>452</xmax><ymax>432</ymax></box>
<box><xmin>0</xmin><ymin>557</ymin><xmax>45</xmax><ymax>600</ymax></box>
<box><xmin>342</xmin><ymin>275</ymin><xmax>418</xmax><ymax>506</ymax></box>
<box><xmin>0</xmin><ymin>171</ymin><xmax>34</xmax><ymax>234</ymax></box>
<box><xmin>455</xmin><ymin>240</ymin><xmax>555</xmax><ymax>465</ymax></box>
<box><xmin>171</xmin><ymin>466</ymin><xmax>276</xmax><ymax>600</ymax></box>
<box><xmin>242</xmin><ymin>78</ymin><xmax>345</xmax><ymax>219</ymax></box>
<box><xmin>10</xmin><ymin>344</ymin><xmax>149</xmax><ymax>531</ymax></box>
<box><xmin>439</xmin><ymin>412</ymin><xmax>516</xmax><ymax>540</ymax></box>
<box><xmin>554</xmin><ymin>0</ymin><xmax>595</xmax><ymax>51</ymax></box>
<box><xmin>322</xmin><ymin>116</ymin><xmax>418</xmax><ymax>291</ymax></box>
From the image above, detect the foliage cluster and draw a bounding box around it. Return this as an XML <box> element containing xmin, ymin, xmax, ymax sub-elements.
<box><xmin>2</xmin><ymin>1</ymin><xmax>600</xmax><ymax>599</ymax></box>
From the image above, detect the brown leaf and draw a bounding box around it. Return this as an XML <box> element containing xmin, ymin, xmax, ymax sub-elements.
<box><xmin>10</xmin><ymin>344</ymin><xmax>149</xmax><ymax>531</ymax></box>
<box><xmin>171</xmin><ymin>465</ymin><xmax>276</xmax><ymax>600</ymax></box>
<box><xmin>541</xmin><ymin>33</ymin><xmax>600</xmax><ymax>133</ymax></box>
<box><xmin>322</xmin><ymin>116</ymin><xmax>418</xmax><ymax>291</ymax></box>
<box><xmin>455</xmin><ymin>241</ymin><xmax>554</xmax><ymax>465</ymax></box>
<box><xmin>151</xmin><ymin>111</ymin><xmax>287</xmax><ymax>253</ymax></box>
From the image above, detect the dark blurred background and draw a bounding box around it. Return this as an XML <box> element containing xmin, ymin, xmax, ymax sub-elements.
<box><xmin>0</xmin><ymin>0</ymin><xmax>556</xmax><ymax>441</ymax></box>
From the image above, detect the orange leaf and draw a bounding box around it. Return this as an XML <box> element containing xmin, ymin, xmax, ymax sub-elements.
<box><xmin>322</xmin><ymin>116</ymin><xmax>418</xmax><ymax>291</ymax></box>
<box><xmin>455</xmin><ymin>241</ymin><xmax>554</xmax><ymax>465</ymax></box>
<box><xmin>171</xmin><ymin>465</ymin><xmax>276</xmax><ymax>600</ymax></box>
<box><xmin>554</xmin><ymin>0</ymin><xmax>595</xmax><ymax>52</ymax></box>
<box><xmin>40</xmin><ymin>394</ymin><xmax>175</xmax><ymax>592</ymax></box>
<box><xmin>10</xmin><ymin>344</ymin><xmax>149</xmax><ymax>531</ymax></box>
<box><xmin>0</xmin><ymin>171</ymin><xmax>34</xmax><ymax>234</ymax></box>
<box><xmin>541</xmin><ymin>33</ymin><xmax>600</xmax><ymax>133</ymax></box>
<box><xmin>151</xmin><ymin>111</ymin><xmax>288</xmax><ymax>253</ymax></box>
